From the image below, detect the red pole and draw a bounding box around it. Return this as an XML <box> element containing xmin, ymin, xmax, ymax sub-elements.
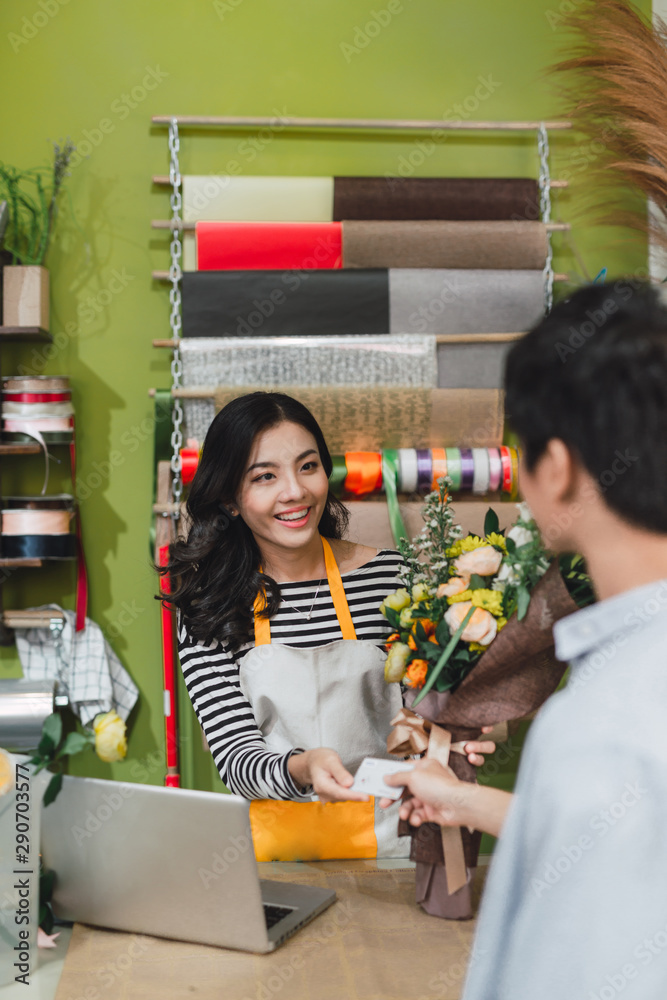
<box><xmin>159</xmin><ymin>544</ymin><xmax>180</xmax><ymax>787</ymax></box>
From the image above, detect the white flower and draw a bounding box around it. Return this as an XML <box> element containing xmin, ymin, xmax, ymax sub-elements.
<box><xmin>507</xmin><ymin>525</ymin><xmax>534</xmax><ymax>548</ymax></box>
<box><xmin>516</xmin><ymin>501</ymin><xmax>533</xmax><ymax>522</ymax></box>
<box><xmin>492</xmin><ymin>563</ymin><xmax>522</xmax><ymax>591</ymax></box>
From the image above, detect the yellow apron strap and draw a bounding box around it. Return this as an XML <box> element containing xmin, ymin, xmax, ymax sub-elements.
<box><xmin>254</xmin><ymin>591</ymin><xmax>270</xmax><ymax>647</ymax></box>
<box><xmin>254</xmin><ymin>537</ymin><xmax>357</xmax><ymax>645</ymax></box>
<box><xmin>321</xmin><ymin>537</ymin><xmax>357</xmax><ymax>641</ymax></box>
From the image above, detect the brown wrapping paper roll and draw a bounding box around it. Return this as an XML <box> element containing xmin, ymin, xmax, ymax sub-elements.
<box><xmin>342</xmin><ymin>220</ymin><xmax>548</xmax><ymax>270</ymax></box>
<box><xmin>213</xmin><ymin>386</ymin><xmax>504</xmax><ymax>451</ymax></box>
<box><xmin>333</xmin><ymin>177</ymin><xmax>540</xmax><ymax>221</ymax></box>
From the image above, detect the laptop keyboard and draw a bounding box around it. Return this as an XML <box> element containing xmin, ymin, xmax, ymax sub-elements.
<box><xmin>263</xmin><ymin>903</ymin><xmax>295</xmax><ymax>930</ymax></box>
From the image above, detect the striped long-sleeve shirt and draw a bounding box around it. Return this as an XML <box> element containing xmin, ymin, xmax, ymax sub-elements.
<box><xmin>177</xmin><ymin>548</ymin><xmax>405</xmax><ymax>800</ymax></box>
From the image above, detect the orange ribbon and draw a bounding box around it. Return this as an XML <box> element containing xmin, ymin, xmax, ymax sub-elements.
<box><xmin>343</xmin><ymin>451</ymin><xmax>383</xmax><ymax>495</ymax></box>
<box><xmin>388</xmin><ymin>707</ymin><xmax>469</xmax><ymax>895</ymax></box>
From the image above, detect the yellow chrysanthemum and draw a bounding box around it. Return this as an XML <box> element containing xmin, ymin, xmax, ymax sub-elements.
<box><xmin>447</xmin><ymin>589</ymin><xmax>473</xmax><ymax>604</ymax></box>
<box><xmin>496</xmin><ymin>616</ymin><xmax>508</xmax><ymax>632</ymax></box>
<box><xmin>469</xmin><ymin>641</ymin><xmax>488</xmax><ymax>654</ymax></box>
<box><xmin>470</xmin><ymin>589</ymin><xmax>504</xmax><ymax>617</ymax></box>
<box><xmin>445</xmin><ymin>534</ymin><xmax>486</xmax><ymax>558</ymax></box>
<box><xmin>485</xmin><ymin>532</ymin><xmax>507</xmax><ymax>552</ymax></box>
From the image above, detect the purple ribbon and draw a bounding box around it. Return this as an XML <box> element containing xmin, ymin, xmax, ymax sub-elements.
<box><xmin>416</xmin><ymin>449</ymin><xmax>432</xmax><ymax>493</ymax></box>
<box><xmin>460</xmin><ymin>448</ymin><xmax>475</xmax><ymax>490</ymax></box>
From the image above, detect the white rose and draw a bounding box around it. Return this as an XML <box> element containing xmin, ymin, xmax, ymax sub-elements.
<box><xmin>507</xmin><ymin>525</ymin><xmax>534</xmax><ymax>548</ymax></box>
<box><xmin>516</xmin><ymin>501</ymin><xmax>533</xmax><ymax>522</ymax></box>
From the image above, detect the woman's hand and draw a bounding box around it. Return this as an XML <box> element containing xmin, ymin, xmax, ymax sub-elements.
<box><xmin>288</xmin><ymin>748</ymin><xmax>370</xmax><ymax>804</ymax></box>
<box><xmin>464</xmin><ymin>725</ymin><xmax>497</xmax><ymax>767</ymax></box>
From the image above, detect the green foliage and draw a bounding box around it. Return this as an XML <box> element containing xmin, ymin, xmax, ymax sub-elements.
<box><xmin>484</xmin><ymin>507</ymin><xmax>500</xmax><ymax>536</ymax></box>
<box><xmin>0</xmin><ymin>139</ymin><xmax>75</xmax><ymax>265</ymax></box>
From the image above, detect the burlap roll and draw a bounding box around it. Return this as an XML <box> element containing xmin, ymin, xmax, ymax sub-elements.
<box><xmin>342</xmin><ymin>220</ymin><xmax>548</xmax><ymax>270</ymax></box>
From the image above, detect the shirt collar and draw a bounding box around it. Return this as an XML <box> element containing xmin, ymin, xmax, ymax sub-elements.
<box><xmin>553</xmin><ymin>577</ymin><xmax>667</xmax><ymax>663</ymax></box>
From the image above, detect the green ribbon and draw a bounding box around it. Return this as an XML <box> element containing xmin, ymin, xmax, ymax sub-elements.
<box><xmin>382</xmin><ymin>450</ymin><xmax>408</xmax><ymax>548</ymax></box>
<box><xmin>328</xmin><ymin>455</ymin><xmax>348</xmax><ymax>497</ymax></box>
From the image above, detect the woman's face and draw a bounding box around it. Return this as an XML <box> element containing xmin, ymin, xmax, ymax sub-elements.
<box><xmin>234</xmin><ymin>420</ymin><xmax>330</xmax><ymax>555</ymax></box>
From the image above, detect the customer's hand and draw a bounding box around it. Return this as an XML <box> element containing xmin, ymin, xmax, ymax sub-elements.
<box><xmin>289</xmin><ymin>747</ymin><xmax>370</xmax><ymax>804</ymax></box>
<box><xmin>380</xmin><ymin>758</ymin><xmax>468</xmax><ymax>826</ymax></box>
<box><xmin>464</xmin><ymin>725</ymin><xmax>496</xmax><ymax>767</ymax></box>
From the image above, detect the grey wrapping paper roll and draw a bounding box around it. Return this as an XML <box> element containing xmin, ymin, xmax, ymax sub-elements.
<box><xmin>333</xmin><ymin>177</ymin><xmax>540</xmax><ymax>221</ymax></box>
<box><xmin>389</xmin><ymin>269</ymin><xmax>545</xmax><ymax>334</ymax></box>
<box><xmin>181</xmin><ymin>270</ymin><xmax>389</xmax><ymax>337</ymax></box>
<box><xmin>0</xmin><ymin>680</ymin><xmax>57</xmax><ymax>751</ymax></box>
<box><xmin>342</xmin><ymin>220</ymin><xmax>548</xmax><ymax>270</ymax></box>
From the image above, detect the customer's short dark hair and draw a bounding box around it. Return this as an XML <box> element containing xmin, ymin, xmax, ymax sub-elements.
<box><xmin>504</xmin><ymin>279</ymin><xmax>667</xmax><ymax>533</ymax></box>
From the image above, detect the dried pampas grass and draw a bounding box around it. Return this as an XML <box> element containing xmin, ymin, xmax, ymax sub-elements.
<box><xmin>553</xmin><ymin>0</ymin><xmax>667</xmax><ymax>247</ymax></box>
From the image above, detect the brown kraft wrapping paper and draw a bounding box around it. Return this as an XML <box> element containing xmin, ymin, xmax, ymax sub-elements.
<box><xmin>342</xmin><ymin>220</ymin><xmax>548</xmax><ymax>270</ymax></box>
<box><xmin>391</xmin><ymin>561</ymin><xmax>580</xmax><ymax>919</ymax></box>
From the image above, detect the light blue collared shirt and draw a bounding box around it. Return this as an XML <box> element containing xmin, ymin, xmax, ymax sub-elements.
<box><xmin>462</xmin><ymin>578</ymin><xmax>667</xmax><ymax>1000</ymax></box>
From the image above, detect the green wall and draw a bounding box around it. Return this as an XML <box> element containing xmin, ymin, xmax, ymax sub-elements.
<box><xmin>0</xmin><ymin>0</ymin><xmax>650</xmax><ymax>790</ymax></box>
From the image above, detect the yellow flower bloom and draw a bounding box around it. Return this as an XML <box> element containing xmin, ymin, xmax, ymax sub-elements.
<box><xmin>411</xmin><ymin>583</ymin><xmax>432</xmax><ymax>603</ymax></box>
<box><xmin>469</xmin><ymin>641</ymin><xmax>489</xmax><ymax>654</ymax></box>
<box><xmin>470</xmin><ymin>589</ymin><xmax>504</xmax><ymax>617</ymax></box>
<box><xmin>385</xmin><ymin>642</ymin><xmax>411</xmax><ymax>683</ymax></box>
<box><xmin>381</xmin><ymin>588</ymin><xmax>411</xmax><ymax>614</ymax></box>
<box><xmin>485</xmin><ymin>532</ymin><xmax>507</xmax><ymax>552</ymax></box>
<box><xmin>447</xmin><ymin>589</ymin><xmax>473</xmax><ymax>605</ymax></box>
<box><xmin>445</xmin><ymin>534</ymin><xmax>486</xmax><ymax>558</ymax></box>
<box><xmin>93</xmin><ymin>711</ymin><xmax>127</xmax><ymax>763</ymax></box>
<box><xmin>496</xmin><ymin>616</ymin><xmax>508</xmax><ymax>631</ymax></box>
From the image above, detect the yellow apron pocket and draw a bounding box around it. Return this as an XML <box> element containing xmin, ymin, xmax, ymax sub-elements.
<box><xmin>250</xmin><ymin>798</ymin><xmax>377</xmax><ymax>861</ymax></box>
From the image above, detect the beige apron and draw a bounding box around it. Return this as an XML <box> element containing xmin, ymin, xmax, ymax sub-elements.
<box><xmin>239</xmin><ymin>537</ymin><xmax>410</xmax><ymax>860</ymax></box>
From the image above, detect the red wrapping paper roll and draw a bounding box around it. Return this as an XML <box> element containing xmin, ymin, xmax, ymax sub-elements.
<box><xmin>196</xmin><ymin>221</ymin><xmax>343</xmax><ymax>271</ymax></box>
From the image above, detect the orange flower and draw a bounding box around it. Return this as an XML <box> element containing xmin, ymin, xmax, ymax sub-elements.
<box><xmin>384</xmin><ymin>632</ymin><xmax>400</xmax><ymax>651</ymax></box>
<box><xmin>408</xmin><ymin>634</ymin><xmax>418</xmax><ymax>650</ymax></box>
<box><xmin>411</xmin><ymin>618</ymin><xmax>437</xmax><ymax>637</ymax></box>
<box><xmin>404</xmin><ymin>659</ymin><xmax>428</xmax><ymax>689</ymax></box>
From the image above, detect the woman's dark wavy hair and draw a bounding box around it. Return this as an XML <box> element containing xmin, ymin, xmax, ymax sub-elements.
<box><xmin>160</xmin><ymin>392</ymin><xmax>349</xmax><ymax>649</ymax></box>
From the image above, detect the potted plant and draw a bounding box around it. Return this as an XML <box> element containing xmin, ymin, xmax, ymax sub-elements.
<box><xmin>0</xmin><ymin>139</ymin><xmax>75</xmax><ymax>332</ymax></box>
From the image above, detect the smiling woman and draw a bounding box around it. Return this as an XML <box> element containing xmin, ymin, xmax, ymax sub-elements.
<box><xmin>161</xmin><ymin>392</ymin><xmax>493</xmax><ymax>861</ymax></box>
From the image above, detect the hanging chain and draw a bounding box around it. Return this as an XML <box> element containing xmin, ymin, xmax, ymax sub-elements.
<box><xmin>168</xmin><ymin>118</ymin><xmax>184</xmax><ymax>519</ymax></box>
<box><xmin>538</xmin><ymin>123</ymin><xmax>554</xmax><ymax>315</ymax></box>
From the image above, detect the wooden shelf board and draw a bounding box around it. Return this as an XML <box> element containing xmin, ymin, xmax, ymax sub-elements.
<box><xmin>0</xmin><ymin>557</ymin><xmax>43</xmax><ymax>567</ymax></box>
<box><xmin>0</xmin><ymin>442</ymin><xmax>42</xmax><ymax>455</ymax></box>
<box><xmin>0</xmin><ymin>326</ymin><xmax>51</xmax><ymax>342</ymax></box>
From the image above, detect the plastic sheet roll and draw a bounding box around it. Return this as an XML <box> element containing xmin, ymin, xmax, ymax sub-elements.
<box><xmin>342</xmin><ymin>220</ymin><xmax>548</xmax><ymax>270</ymax></box>
<box><xmin>182</xmin><ymin>176</ymin><xmax>334</xmax><ymax>223</ymax></box>
<box><xmin>333</xmin><ymin>176</ymin><xmax>540</xmax><ymax>221</ymax></box>
<box><xmin>390</xmin><ymin>269</ymin><xmax>545</xmax><ymax>335</ymax></box>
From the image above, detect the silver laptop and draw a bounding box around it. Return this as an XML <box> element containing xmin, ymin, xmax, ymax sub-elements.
<box><xmin>40</xmin><ymin>775</ymin><xmax>335</xmax><ymax>953</ymax></box>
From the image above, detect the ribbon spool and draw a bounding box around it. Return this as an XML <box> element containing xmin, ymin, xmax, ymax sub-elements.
<box><xmin>0</xmin><ymin>495</ymin><xmax>77</xmax><ymax>560</ymax></box>
<box><xmin>1</xmin><ymin>376</ymin><xmax>74</xmax><ymax>445</ymax></box>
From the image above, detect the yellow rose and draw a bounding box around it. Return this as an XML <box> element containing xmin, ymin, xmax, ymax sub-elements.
<box><xmin>93</xmin><ymin>711</ymin><xmax>128</xmax><ymax>763</ymax></box>
<box><xmin>399</xmin><ymin>604</ymin><xmax>418</xmax><ymax>629</ymax></box>
<box><xmin>381</xmin><ymin>588</ymin><xmax>411</xmax><ymax>614</ymax></box>
<box><xmin>411</xmin><ymin>583</ymin><xmax>432</xmax><ymax>603</ymax></box>
<box><xmin>384</xmin><ymin>642</ymin><xmax>411</xmax><ymax>683</ymax></box>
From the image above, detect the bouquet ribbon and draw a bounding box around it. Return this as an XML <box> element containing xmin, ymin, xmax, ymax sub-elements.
<box><xmin>388</xmin><ymin>707</ymin><xmax>469</xmax><ymax>895</ymax></box>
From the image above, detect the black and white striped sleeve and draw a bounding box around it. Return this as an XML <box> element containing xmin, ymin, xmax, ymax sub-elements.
<box><xmin>177</xmin><ymin>621</ymin><xmax>312</xmax><ymax>801</ymax></box>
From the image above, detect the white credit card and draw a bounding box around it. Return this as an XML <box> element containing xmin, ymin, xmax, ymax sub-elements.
<box><xmin>351</xmin><ymin>757</ymin><xmax>415</xmax><ymax>800</ymax></box>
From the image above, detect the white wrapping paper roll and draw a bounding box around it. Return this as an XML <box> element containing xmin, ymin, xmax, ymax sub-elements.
<box><xmin>398</xmin><ymin>448</ymin><xmax>419</xmax><ymax>493</ymax></box>
<box><xmin>472</xmin><ymin>448</ymin><xmax>491</xmax><ymax>494</ymax></box>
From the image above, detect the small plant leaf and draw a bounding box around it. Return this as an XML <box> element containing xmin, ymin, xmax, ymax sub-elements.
<box><xmin>484</xmin><ymin>508</ymin><xmax>500</xmax><ymax>536</ymax></box>
<box><xmin>43</xmin><ymin>772</ymin><xmax>63</xmax><ymax>807</ymax></box>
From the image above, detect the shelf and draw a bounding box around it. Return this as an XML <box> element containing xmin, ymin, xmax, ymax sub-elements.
<box><xmin>0</xmin><ymin>558</ymin><xmax>43</xmax><ymax>567</ymax></box>
<box><xmin>0</xmin><ymin>442</ymin><xmax>42</xmax><ymax>456</ymax></box>
<box><xmin>2</xmin><ymin>608</ymin><xmax>65</xmax><ymax>629</ymax></box>
<box><xmin>0</xmin><ymin>326</ymin><xmax>51</xmax><ymax>342</ymax></box>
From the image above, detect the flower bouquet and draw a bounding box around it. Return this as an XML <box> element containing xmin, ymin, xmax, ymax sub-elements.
<box><xmin>381</xmin><ymin>479</ymin><xmax>593</xmax><ymax>919</ymax></box>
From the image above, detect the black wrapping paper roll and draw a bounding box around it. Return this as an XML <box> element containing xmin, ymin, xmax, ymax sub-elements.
<box><xmin>332</xmin><ymin>177</ymin><xmax>540</xmax><ymax>221</ymax></box>
<box><xmin>182</xmin><ymin>270</ymin><xmax>390</xmax><ymax>338</ymax></box>
<box><xmin>1</xmin><ymin>535</ymin><xmax>77</xmax><ymax>559</ymax></box>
